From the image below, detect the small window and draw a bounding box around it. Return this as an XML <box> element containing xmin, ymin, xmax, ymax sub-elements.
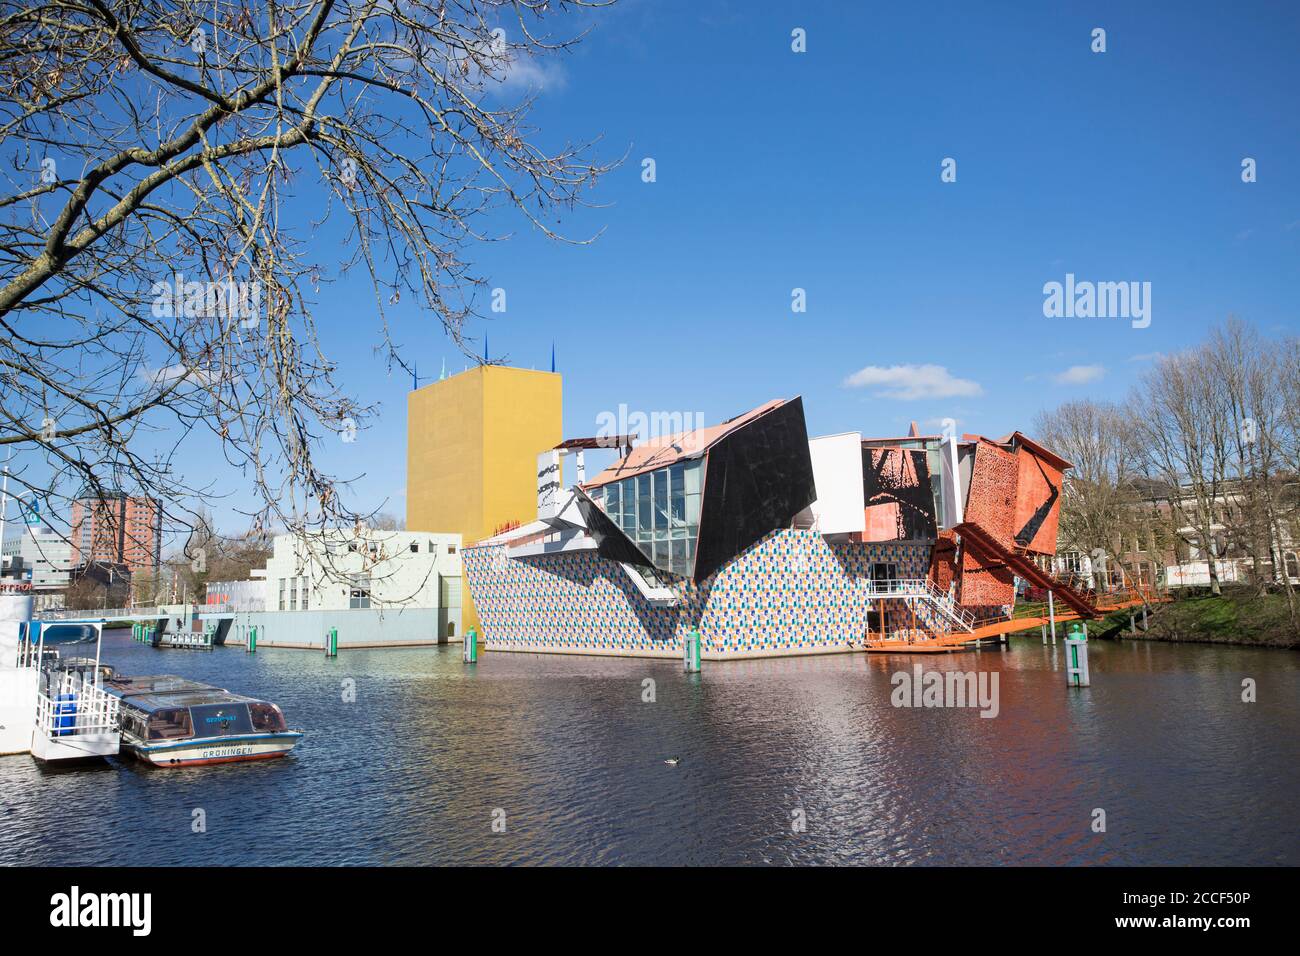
<box><xmin>347</xmin><ymin>543</ymin><xmax>357</xmax><ymax>553</ymax></box>
<box><xmin>409</xmin><ymin>542</ymin><xmax>419</xmax><ymax>553</ymax></box>
<box><xmin>349</xmin><ymin>574</ymin><xmax>372</xmax><ymax>609</ymax></box>
<box><xmin>447</xmin><ymin>621</ymin><xmax>456</xmax><ymax>637</ymax></box>
<box><xmin>447</xmin><ymin>545</ymin><xmax>456</xmax><ymax>555</ymax></box>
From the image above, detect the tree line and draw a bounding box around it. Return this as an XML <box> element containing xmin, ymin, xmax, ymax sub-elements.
<box><xmin>1034</xmin><ymin>318</ymin><xmax>1300</xmax><ymax>628</ymax></box>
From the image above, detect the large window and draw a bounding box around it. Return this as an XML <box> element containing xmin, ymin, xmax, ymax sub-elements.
<box><xmin>593</xmin><ymin>459</ymin><xmax>702</xmax><ymax>576</ymax></box>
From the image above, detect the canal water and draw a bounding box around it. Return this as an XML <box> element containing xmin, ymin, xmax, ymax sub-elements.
<box><xmin>1</xmin><ymin>628</ymin><xmax>1297</xmax><ymax>866</ymax></box>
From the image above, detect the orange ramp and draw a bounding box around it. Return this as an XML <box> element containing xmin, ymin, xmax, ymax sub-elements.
<box><xmin>953</xmin><ymin>520</ymin><xmax>1098</xmax><ymax>619</ymax></box>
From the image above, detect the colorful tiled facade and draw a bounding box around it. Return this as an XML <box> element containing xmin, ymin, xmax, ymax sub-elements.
<box><xmin>464</xmin><ymin>529</ymin><xmax>945</xmax><ymax>659</ymax></box>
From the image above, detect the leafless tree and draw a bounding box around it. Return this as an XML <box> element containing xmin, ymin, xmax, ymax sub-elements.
<box><xmin>0</xmin><ymin>0</ymin><xmax>617</xmax><ymax>572</ymax></box>
<box><xmin>1033</xmin><ymin>398</ymin><xmax>1145</xmax><ymax>585</ymax></box>
<box><xmin>369</xmin><ymin>511</ymin><xmax>403</xmax><ymax>530</ymax></box>
<box><xmin>1204</xmin><ymin>319</ymin><xmax>1298</xmax><ymax>627</ymax></box>
<box><xmin>1131</xmin><ymin>346</ymin><xmax>1234</xmax><ymax>595</ymax></box>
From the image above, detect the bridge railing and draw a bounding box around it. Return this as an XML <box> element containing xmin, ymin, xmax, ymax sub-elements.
<box><xmin>37</xmin><ymin>605</ymin><xmax>191</xmax><ymax>622</ymax></box>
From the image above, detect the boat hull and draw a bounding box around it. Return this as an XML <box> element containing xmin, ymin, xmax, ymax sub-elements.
<box><xmin>31</xmin><ymin>730</ymin><xmax>119</xmax><ymax>762</ymax></box>
<box><xmin>125</xmin><ymin>731</ymin><xmax>303</xmax><ymax>767</ymax></box>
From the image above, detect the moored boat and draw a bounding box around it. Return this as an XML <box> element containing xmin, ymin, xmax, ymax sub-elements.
<box><xmin>105</xmin><ymin>675</ymin><xmax>302</xmax><ymax>767</ymax></box>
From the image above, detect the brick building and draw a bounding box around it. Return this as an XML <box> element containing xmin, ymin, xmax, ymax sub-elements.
<box><xmin>70</xmin><ymin>492</ymin><xmax>162</xmax><ymax>575</ymax></box>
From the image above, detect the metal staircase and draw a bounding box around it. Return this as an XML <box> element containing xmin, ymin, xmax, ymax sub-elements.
<box><xmin>952</xmin><ymin>521</ymin><xmax>1099</xmax><ymax>618</ymax></box>
<box><xmin>860</xmin><ymin>578</ymin><xmax>975</xmax><ymax>633</ymax></box>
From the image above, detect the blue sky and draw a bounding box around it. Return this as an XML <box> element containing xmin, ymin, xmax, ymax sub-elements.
<box><xmin>8</xmin><ymin>0</ymin><xmax>1300</xmax><ymax>542</ymax></box>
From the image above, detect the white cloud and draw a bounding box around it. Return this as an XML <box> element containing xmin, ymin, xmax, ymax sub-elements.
<box><xmin>494</xmin><ymin>54</ymin><xmax>566</xmax><ymax>92</ymax></box>
<box><xmin>1052</xmin><ymin>364</ymin><xmax>1106</xmax><ymax>385</ymax></box>
<box><xmin>142</xmin><ymin>364</ymin><xmax>220</xmax><ymax>386</ymax></box>
<box><xmin>842</xmin><ymin>364</ymin><xmax>983</xmax><ymax>401</ymax></box>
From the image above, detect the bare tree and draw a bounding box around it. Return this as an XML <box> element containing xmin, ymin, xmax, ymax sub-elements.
<box><xmin>1274</xmin><ymin>335</ymin><xmax>1300</xmax><ymax>602</ymax></box>
<box><xmin>1131</xmin><ymin>346</ymin><xmax>1233</xmax><ymax>595</ymax></box>
<box><xmin>166</xmin><ymin>517</ymin><xmax>271</xmax><ymax>602</ymax></box>
<box><xmin>369</xmin><ymin>511</ymin><xmax>403</xmax><ymax>531</ymax></box>
<box><xmin>1205</xmin><ymin>319</ymin><xmax>1295</xmax><ymax>615</ymax></box>
<box><xmin>0</xmin><ymin>1</ymin><xmax>616</xmax><ymax>567</ymax></box>
<box><xmin>1033</xmin><ymin>399</ymin><xmax>1142</xmax><ymax>583</ymax></box>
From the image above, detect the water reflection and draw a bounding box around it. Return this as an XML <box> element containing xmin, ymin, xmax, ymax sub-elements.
<box><xmin>0</xmin><ymin>629</ymin><xmax>1295</xmax><ymax>865</ymax></box>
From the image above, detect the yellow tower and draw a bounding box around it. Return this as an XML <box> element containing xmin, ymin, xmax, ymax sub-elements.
<box><xmin>407</xmin><ymin>365</ymin><xmax>562</xmax><ymax>633</ymax></box>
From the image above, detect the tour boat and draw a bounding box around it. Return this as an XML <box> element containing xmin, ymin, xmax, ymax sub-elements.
<box><xmin>105</xmin><ymin>675</ymin><xmax>303</xmax><ymax>767</ymax></box>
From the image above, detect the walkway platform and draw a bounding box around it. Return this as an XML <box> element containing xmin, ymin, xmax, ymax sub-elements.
<box><xmin>863</xmin><ymin>589</ymin><xmax>1164</xmax><ymax>654</ymax></box>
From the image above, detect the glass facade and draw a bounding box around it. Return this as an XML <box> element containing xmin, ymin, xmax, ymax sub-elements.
<box><xmin>590</xmin><ymin>459</ymin><xmax>703</xmax><ymax>576</ymax></box>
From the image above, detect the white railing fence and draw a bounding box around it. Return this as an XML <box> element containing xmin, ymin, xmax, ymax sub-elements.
<box><xmin>34</xmin><ymin>672</ymin><xmax>120</xmax><ymax>741</ymax></box>
<box><xmin>38</xmin><ymin>606</ymin><xmax>162</xmax><ymax>621</ymax></box>
<box><xmin>160</xmin><ymin>630</ymin><xmax>213</xmax><ymax>648</ymax></box>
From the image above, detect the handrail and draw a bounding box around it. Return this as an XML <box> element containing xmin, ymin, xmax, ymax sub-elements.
<box><xmin>34</xmin><ymin>675</ymin><xmax>119</xmax><ymax>740</ymax></box>
<box><xmin>859</xmin><ymin>578</ymin><xmax>975</xmax><ymax>632</ymax></box>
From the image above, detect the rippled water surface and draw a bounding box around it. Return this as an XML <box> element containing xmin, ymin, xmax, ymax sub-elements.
<box><xmin>2</xmin><ymin>629</ymin><xmax>1297</xmax><ymax>865</ymax></box>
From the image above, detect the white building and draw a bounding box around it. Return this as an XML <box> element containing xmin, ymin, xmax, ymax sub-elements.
<box><xmin>1</xmin><ymin>523</ymin><xmax>74</xmax><ymax>590</ymax></box>
<box><xmin>1</xmin><ymin>523</ymin><xmax>75</xmax><ymax>611</ymax></box>
<box><xmin>262</xmin><ymin>529</ymin><xmax>462</xmax><ymax>612</ymax></box>
<box><xmin>203</xmin><ymin>528</ymin><xmax>465</xmax><ymax>649</ymax></box>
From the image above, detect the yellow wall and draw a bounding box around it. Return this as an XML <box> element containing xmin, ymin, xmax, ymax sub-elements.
<box><xmin>407</xmin><ymin>365</ymin><xmax>562</xmax><ymax>632</ymax></box>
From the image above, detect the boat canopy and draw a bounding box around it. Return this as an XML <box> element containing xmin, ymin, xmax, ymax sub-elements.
<box><xmin>106</xmin><ymin>674</ymin><xmax>290</xmax><ymax>741</ymax></box>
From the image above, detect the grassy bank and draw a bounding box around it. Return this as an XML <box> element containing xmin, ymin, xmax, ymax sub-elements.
<box><xmin>1093</xmin><ymin>587</ymin><xmax>1300</xmax><ymax>649</ymax></box>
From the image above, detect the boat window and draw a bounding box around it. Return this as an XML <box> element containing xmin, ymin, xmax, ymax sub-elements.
<box><xmin>249</xmin><ymin>702</ymin><xmax>287</xmax><ymax>732</ymax></box>
<box><xmin>147</xmin><ymin>708</ymin><xmax>193</xmax><ymax>740</ymax></box>
<box><xmin>189</xmin><ymin>703</ymin><xmax>254</xmax><ymax>736</ymax></box>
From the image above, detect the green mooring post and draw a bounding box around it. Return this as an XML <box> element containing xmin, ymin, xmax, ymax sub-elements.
<box><xmin>248</xmin><ymin>626</ymin><xmax>257</xmax><ymax>653</ymax></box>
<box><xmin>463</xmin><ymin>626</ymin><xmax>478</xmax><ymax>664</ymax></box>
<box><xmin>325</xmin><ymin>626</ymin><xmax>338</xmax><ymax>657</ymax></box>
<box><xmin>683</xmin><ymin>628</ymin><xmax>702</xmax><ymax>673</ymax></box>
<box><xmin>1065</xmin><ymin>621</ymin><xmax>1090</xmax><ymax>687</ymax></box>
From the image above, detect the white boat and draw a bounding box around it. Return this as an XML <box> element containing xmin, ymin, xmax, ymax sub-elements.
<box><xmin>2</xmin><ymin>584</ymin><xmax>121</xmax><ymax>762</ymax></box>
<box><xmin>106</xmin><ymin>675</ymin><xmax>303</xmax><ymax>767</ymax></box>
<box><xmin>30</xmin><ymin>652</ymin><xmax>121</xmax><ymax>762</ymax></box>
